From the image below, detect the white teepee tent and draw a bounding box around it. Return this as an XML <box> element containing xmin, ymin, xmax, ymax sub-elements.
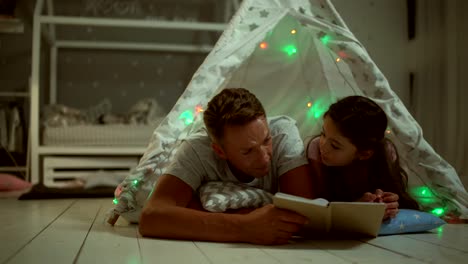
<box><xmin>107</xmin><ymin>0</ymin><xmax>468</xmax><ymax>224</ymax></box>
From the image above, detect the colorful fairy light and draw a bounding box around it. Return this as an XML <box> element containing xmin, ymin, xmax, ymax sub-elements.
<box><xmin>259</xmin><ymin>41</ymin><xmax>268</xmax><ymax>49</ymax></box>
<box><xmin>411</xmin><ymin>186</ymin><xmax>433</xmax><ymax>198</ymax></box>
<box><xmin>320</xmin><ymin>34</ymin><xmax>331</xmax><ymax>45</ymax></box>
<box><xmin>431</xmin><ymin>208</ymin><xmax>445</xmax><ymax>217</ymax></box>
<box><xmin>179</xmin><ymin>110</ymin><xmax>194</xmax><ymax>125</ymax></box>
<box><xmin>338</xmin><ymin>50</ymin><xmax>348</xmax><ymax>58</ymax></box>
<box><xmin>306</xmin><ymin>98</ymin><xmax>328</xmax><ymax>120</ymax></box>
<box><xmin>290</xmin><ymin>29</ymin><xmax>297</xmax><ymax>34</ymax></box>
<box><xmin>335</xmin><ymin>57</ymin><xmax>341</xmax><ymax>62</ymax></box>
<box><xmin>113</xmin><ymin>198</ymin><xmax>118</xmax><ymax>204</ymax></box>
<box><xmin>283</xmin><ymin>45</ymin><xmax>297</xmax><ymax>56</ymax></box>
<box><xmin>195</xmin><ymin>105</ymin><xmax>204</xmax><ymax>113</ymax></box>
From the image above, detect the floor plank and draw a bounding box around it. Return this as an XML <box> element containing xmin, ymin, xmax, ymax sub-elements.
<box><xmin>195</xmin><ymin>241</ymin><xmax>281</xmax><ymax>264</ymax></box>
<box><xmin>403</xmin><ymin>224</ymin><xmax>468</xmax><ymax>253</ymax></box>
<box><xmin>362</xmin><ymin>233</ymin><xmax>468</xmax><ymax>264</ymax></box>
<box><xmin>0</xmin><ymin>198</ymin><xmax>76</xmax><ymax>264</ymax></box>
<box><xmin>74</xmin><ymin>200</ymin><xmax>142</xmax><ymax>264</ymax></box>
<box><xmin>259</xmin><ymin>239</ymin><xmax>353</xmax><ymax>264</ymax></box>
<box><xmin>5</xmin><ymin>199</ymin><xmax>101</xmax><ymax>264</ymax></box>
<box><xmin>138</xmin><ymin>237</ymin><xmax>211</xmax><ymax>264</ymax></box>
<box><xmin>306</xmin><ymin>238</ymin><xmax>425</xmax><ymax>264</ymax></box>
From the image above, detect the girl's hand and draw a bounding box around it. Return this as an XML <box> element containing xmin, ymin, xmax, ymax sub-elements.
<box><xmin>356</xmin><ymin>192</ymin><xmax>377</xmax><ymax>202</ymax></box>
<box><xmin>375</xmin><ymin>189</ymin><xmax>399</xmax><ymax>220</ymax></box>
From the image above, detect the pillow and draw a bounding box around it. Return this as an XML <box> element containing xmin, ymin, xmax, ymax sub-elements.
<box><xmin>0</xmin><ymin>173</ymin><xmax>32</xmax><ymax>191</ymax></box>
<box><xmin>379</xmin><ymin>209</ymin><xmax>446</xmax><ymax>235</ymax></box>
<box><xmin>199</xmin><ymin>181</ymin><xmax>273</xmax><ymax>212</ymax></box>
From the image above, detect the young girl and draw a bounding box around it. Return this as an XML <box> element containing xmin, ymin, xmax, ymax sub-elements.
<box><xmin>307</xmin><ymin>96</ymin><xmax>419</xmax><ymax>220</ymax></box>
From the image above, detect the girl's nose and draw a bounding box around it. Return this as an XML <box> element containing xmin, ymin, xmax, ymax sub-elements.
<box><xmin>319</xmin><ymin>138</ymin><xmax>328</xmax><ymax>153</ymax></box>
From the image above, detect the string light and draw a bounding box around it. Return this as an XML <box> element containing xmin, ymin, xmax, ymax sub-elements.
<box><xmin>195</xmin><ymin>105</ymin><xmax>204</xmax><ymax>113</ymax></box>
<box><xmin>338</xmin><ymin>51</ymin><xmax>348</xmax><ymax>58</ymax></box>
<box><xmin>307</xmin><ymin>102</ymin><xmax>312</xmax><ymax>108</ymax></box>
<box><xmin>284</xmin><ymin>45</ymin><xmax>297</xmax><ymax>56</ymax></box>
<box><xmin>431</xmin><ymin>208</ymin><xmax>445</xmax><ymax>216</ymax></box>
<box><xmin>133</xmin><ymin>179</ymin><xmax>138</xmax><ymax>185</ymax></box>
<box><xmin>386</xmin><ymin>129</ymin><xmax>391</xmax><ymax>134</ymax></box>
<box><xmin>320</xmin><ymin>35</ymin><xmax>331</xmax><ymax>45</ymax></box>
<box><xmin>290</xmin><ymin>29</ymin><xmax>297</xmax><ymax>34</ymax></box>
<box><xmin>259</xmin><ymin>41</ymin><xmax>268</xmax><ymax>49</ymax></box>
<box><xmin>179</xmin><ymin>110</ymin><xmax>194</xmax><ymax>125</ymax></box>
<box><xmin>113</xmin><ymin>198</ymin><xmax>118</xmax><ymax>204</ymax></box>
<box><xmin>335</xmin><ymin>57</ymin><xmax>341</xmax><ymax>62</ymax></box>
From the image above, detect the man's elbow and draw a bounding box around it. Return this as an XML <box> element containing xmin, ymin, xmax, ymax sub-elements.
<box><xmin>138</xmin><ymin>207</ymin><xmax>161</xmax><ymax>237</ymax></box>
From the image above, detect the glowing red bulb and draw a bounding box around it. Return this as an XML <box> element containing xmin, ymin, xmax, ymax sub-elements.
<box><xmin>259</xmin><ymin>42</ymin><xmax>268</xmax><ymax>49</ymax></box>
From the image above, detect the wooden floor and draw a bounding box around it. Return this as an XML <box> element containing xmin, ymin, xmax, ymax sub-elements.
<box><xmin>1</xmin><ymin>198</ymin><xmax>467</xmax><ymax>264</ymax></box>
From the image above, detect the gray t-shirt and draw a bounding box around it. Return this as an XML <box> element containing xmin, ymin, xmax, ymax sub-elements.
<box><xmin>164</xmin><ymin>115</ymin><xmax>308</xmax><ymax>193</ymax></box>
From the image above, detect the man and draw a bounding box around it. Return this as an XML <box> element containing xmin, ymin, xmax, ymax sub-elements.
<box><xmin>139</xmin><ymin>88</ymin><xmax>313</xmax><ymax>245</ymax></box>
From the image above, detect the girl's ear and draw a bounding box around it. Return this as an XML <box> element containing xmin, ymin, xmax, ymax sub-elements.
<box><xmin>211</xmin><ymin>143</ymin><xmax>227</xmax><ymax>159</ymax></box>
<box><xmin>357</xmin><ymin>149</ymin><xmax>374</xmax><ymax>160</ymax></box>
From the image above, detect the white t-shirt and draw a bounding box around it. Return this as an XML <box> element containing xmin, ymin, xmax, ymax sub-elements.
<box><xmin>164</xmin><ymin>115</ymin><xmax>308</xmax><ymax>193</ymax></box>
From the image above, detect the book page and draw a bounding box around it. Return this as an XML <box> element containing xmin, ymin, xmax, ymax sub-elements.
<box><xmin>274</xmin><ymin>192</ymin><xmax>329</xmax><ymax>206</ymax></box>
<box><xmin>330</xmin><ymin>202</ymin><xmax>385</xmax><ymax>237</ymax></box>
<box><xmin>273</xmin><ymin>193</ymin><xmax>331</xmax><ymax>233</ymax></box>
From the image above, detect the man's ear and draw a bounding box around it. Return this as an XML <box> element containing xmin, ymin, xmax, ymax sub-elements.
<box><xmin>211</xmin><ymin>142</ymin><xmax>227</xmax><ymax>159</ymax></box>
<box><xmin>357</xmin><ymin>149</ymin><xmax>374</xmax><ymax>161</ymax></box>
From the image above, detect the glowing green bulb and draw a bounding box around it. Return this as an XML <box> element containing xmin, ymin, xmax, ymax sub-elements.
<box><xmin>113</xmin><ymin>198</ymin><xmax>118</xmax><ymax>204</ymax></box>
<box><xmin>320</xmin><ymin>35</ymin><xmax>331</xmax><ymax>45</ymax></box>
<box><xmin>179</xmin><ymin>110</ymin><xmax>194</xmax><ymax>125</ymax></box>
<box><xmin>283</xmin><ymin>45</ymin><xmax>297</xmax><ymax>56</ymax></box>
<box><xmin>133</xmin><ymin>179</ymin><xmax>138</xmax><ymax>185</ymax></box>
<box><xmin>410</xmin><ymin>186</ymin><xmax>433</xmax><ymax>198</ymax></box>
<box><xmin>431</xmin><ymin>208</ymin><xmax>445</xmax><ymax>216</ymax></box>
<box><xmin>306</xmin><ymin>97</ymin><xmax>328</xmax><ymax>120</ymax></box>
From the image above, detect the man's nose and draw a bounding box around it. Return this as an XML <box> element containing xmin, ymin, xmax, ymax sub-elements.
<box><xmin>259</xmin><ymin>146</ymin><xmax>271</xmax><ymax>164</ymax></box>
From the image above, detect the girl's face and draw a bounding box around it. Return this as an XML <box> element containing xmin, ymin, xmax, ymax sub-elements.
<box><xmin>319</xmin><ymin>116</ymin><xmax>359</xmax><ymax>166</ymax></box>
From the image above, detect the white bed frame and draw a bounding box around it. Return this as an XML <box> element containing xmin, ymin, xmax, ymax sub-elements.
<box><xmin>30</xmin><ymin>0</ymin><xmax>241</xmax><ymax>185</ymax></box>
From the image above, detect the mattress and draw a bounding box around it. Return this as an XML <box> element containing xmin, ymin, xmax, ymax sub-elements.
<box><xmin>42</xmin><ymin>124</ymin><xmax>156</xmax><ymax>146</ymax></box>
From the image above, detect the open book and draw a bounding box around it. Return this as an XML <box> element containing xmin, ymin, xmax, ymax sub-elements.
<box><xmin>273</xmin><ymin>192</ymin><xmax>386</xmax><ymax>237</ymax></box>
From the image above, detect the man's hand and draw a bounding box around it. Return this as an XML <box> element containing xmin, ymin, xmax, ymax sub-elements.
<box><xmin>239</xmin><ymin>204</ymin><xmax>309</xmax><ymax>245</ymax></box>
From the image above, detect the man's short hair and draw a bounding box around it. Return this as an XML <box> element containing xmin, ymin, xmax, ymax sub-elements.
<box><xmin>203</xmin><ymin>88</ymin><xmax>266</xmax><ymax>142</ymax></box>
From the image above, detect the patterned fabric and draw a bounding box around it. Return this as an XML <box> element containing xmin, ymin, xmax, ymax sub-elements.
<box><xmin>199</xmin><ymin>181</ymin><xmax>273</xmax><ymax>212</ymax></box>
<box><xmin>379</xmin><ymin>209</ymin><xmax>446</xmax><ymax>235</ymax></box>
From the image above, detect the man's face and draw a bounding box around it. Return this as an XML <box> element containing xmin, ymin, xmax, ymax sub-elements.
<box><xmin>214</xmin><ymin>116</ymin><xmax>273</xmax><ymax>178</ymax></box>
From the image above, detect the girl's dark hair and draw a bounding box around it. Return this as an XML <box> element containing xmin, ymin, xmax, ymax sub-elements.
<box><xmin>326</xmin><ymin>96</ymin><xmax>419</xmax><ymax>209</ymax></box>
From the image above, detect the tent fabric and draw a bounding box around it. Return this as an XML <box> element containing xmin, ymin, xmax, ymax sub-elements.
<box><xmin>108</xmin><ymin>0</ymin><xmax>468</xmax><ymax>224</ymax></box>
